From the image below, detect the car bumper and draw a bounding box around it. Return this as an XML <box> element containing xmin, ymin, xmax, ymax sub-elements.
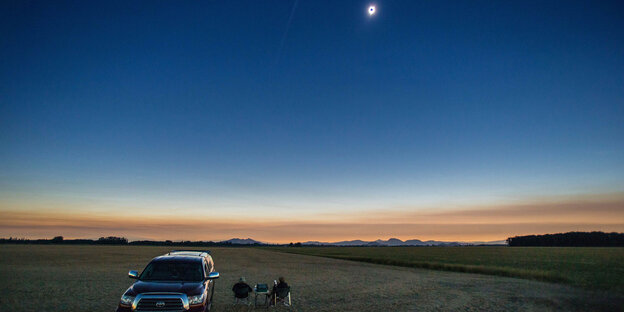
<box><xmin>116</xmin><ymin>304</ymin><xmax>206</xmax><ymax>312</ymax></box>
<box><xmin>189</xmin><ymin>305</ymin><xmax>207</xmax><ymax>312</ymax></box>
<box><xmin>116</xmin><ymin>306</ymin><xmax>131</xmax><ymax>312</ymax></box>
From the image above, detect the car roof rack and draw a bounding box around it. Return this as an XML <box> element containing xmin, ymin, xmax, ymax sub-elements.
<box><xmin>168</xmin><ymin>250</ymin><xmax>211</xmax><ymax>256</ymax></box>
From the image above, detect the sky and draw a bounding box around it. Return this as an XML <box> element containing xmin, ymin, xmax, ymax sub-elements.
<box><xmin>1</xmin><ymin>0</ymin><xmax>623</xmax><ymax>243</ymax></box>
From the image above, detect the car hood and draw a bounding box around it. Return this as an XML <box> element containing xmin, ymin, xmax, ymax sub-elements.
<box><xmin>126</xmin><ymin>280</ymin><xmax>204</xmax><ymax>296</ymax></box>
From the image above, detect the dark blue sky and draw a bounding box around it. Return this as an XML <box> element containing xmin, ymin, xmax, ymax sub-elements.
<box><xmin>1</xmin><ymin>0</ymin><xmax>623</xmax><ymax>221</ymax></box>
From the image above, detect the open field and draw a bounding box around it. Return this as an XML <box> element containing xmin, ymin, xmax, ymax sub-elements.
<box><xmin>271</xmin><ymin>246</ymin><xmax>624</xmax><ymax>292</ymax></box>
<box><xmin>1</xmin><ymin>245</ymin><xmax>623</xmax><ymax>311</ymax></box>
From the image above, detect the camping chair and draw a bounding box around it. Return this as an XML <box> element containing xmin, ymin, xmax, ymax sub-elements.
<box><xmin>273</xmin><ymin>286</ymin><xmax>291</xmax><ymax>307</ymax></box>
<box><xmin>233</xmin><ymin>284</ymin><xmax>252</xmax><ymax>305</ymax></box>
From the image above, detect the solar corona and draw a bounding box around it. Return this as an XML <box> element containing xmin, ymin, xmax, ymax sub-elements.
<box><xmin>368</xmin><ymin>5</ymin><xmax>376</xmax><ymax>16</ymax></box>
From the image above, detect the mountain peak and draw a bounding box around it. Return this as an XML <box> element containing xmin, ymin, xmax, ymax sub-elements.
<box><xmin>220</xmin><ymin>238</ymin><xmax>262</xmax><ymax>245</ymax></box>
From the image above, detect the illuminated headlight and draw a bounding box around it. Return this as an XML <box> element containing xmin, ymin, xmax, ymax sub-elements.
<box><xmin>188</xmin><ymin>292</ymin><xmax>205</xmax><ymax>305</ymax></box>
<box><xmin>119</xmin><ymin>294</ymin><xmax>135</xmax><ymax>306</ymax></box>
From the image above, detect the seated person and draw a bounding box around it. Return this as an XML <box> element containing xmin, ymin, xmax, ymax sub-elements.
<box><xmin>270</xmin><ymin>277</ymin><xmax>290</xmax><ymax>303</ymax></box>
<box><xmin>232</xmin><ymin>277</ymin><xmax>253</xmax><ymax>302</ymax></box>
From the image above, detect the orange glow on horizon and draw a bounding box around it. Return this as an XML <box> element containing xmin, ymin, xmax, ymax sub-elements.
<box><xmin>2</xmin><ymin>193</ymin><xmax>623</xmax><ymax>243</ymax></box>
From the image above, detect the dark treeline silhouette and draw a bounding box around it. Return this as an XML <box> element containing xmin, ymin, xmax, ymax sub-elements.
<box><xmin>0</xmin><ymin>236</ymin><xmax>271</xmax><ymax>246</ymax></box>
<box><xmin>1</xmin><ymin>236</ymin><xmax>130</xmax><ymax>245</ymax></box>
<box><xmin>507</xmin><ymin>231</ymin><xmax>624</xmax><ymax>247</ymax></box>
<box><xmin>98</xmin><ymin>236</ymin><xmax>129</xmax><ymax>244</ymax></box>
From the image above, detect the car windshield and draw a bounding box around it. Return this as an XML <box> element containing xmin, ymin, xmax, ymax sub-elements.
<box><xmin>139</xmin><ymin>261</ymin><xmax>203</xmax><ymax>282</ymax></box>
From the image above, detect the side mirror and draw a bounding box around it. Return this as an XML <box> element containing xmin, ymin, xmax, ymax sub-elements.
<box><xmin>128</xmin><ymin>270</ymin><xmax>139</xmax><ymax>279</ymax></box>
<box><xmin>206</xmin><ymin>272</ymin><xmax>220</xmax><ymax>280</ymax></box>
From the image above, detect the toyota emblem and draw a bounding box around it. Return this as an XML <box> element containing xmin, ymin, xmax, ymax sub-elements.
<box><xmin>155</xmin><ymin>301</ymin><xmax>166</xmax><ymax>308</ymax></box>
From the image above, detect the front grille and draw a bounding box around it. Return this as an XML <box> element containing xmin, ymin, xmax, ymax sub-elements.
<box><xmin>136</xmin><ymin>297</ymin><xmax>184</xmax><ymax>312</ymax></box>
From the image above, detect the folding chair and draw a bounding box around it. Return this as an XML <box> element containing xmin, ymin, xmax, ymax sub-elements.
<box><xmin>234</xmin><ymin>297</ymin><xmax>251</xmax><ymax>305</ymax></box>
<box><xmin>233</xmin><ymin>284</ymin><xmax>252</xmax><ymax>306</ymax></box>
<box><xmin>273</xmin><ymin>286</ymin><xmax>291</xmax><ymax>307</ymax></box>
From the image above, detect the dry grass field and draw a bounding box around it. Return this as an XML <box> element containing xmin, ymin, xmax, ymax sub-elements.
<box><xmin>0</xmin><ymin>245</ymin><xmax>623</xmax><ymax>311</ymax></box>
<box><xmin>271</xmin><ymin>246</ymin><xmax>624</xmax><ymax>292</ymax></box>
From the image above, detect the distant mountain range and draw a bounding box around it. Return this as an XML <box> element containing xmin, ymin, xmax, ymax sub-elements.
<box><xmin>219</xmin><ymin>238</ymin><xmax>270</xmax><ymax>245</ymax></box>
<box><xmin>301</xmin><ymin>238</ymin><xmax>507</xmax><ymax>246</ymax></box>
<box><xmin>219</xmin><ymin>238</ymin><xmax>265</xmax><ymax>245</ymax></box>
<box><xmin>219</xmin><ymin>237</ymin><xmax>506</xmax><ymax>246</ymax></box>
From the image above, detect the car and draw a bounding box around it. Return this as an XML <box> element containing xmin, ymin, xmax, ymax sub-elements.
<box><xmin>116</xmin><ymin>250</ymin><xmax>220</xmax><ymax>312</ymax></box>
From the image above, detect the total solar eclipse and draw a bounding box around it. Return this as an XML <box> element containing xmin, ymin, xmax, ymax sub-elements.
<box><xmin>368</xmin><ymin>5</ymin><xmax>376</xmax><ymax>16</ymax></box>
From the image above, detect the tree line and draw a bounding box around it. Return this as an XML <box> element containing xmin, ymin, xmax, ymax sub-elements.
<box><xmin>1</xmin><ymin>236</ymin><xmax>129</xmax><ymax>245</ymax></box>
<box><xmin>507</xmin><ymin>231</ymin><xmax>624</xmax><ymax>247</ymax></box>
<box><xmin>0</xmin><ymin>236</ymin><xmax>269</xmax><ymax>246</ymax></box>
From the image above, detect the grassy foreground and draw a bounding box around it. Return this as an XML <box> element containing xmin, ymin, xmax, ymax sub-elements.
<box><xmin>269</xmin><ymin>246</ymin><xmax>624</xmax><ymax>292</ymax></box>
<box><xmin>1</xmin><ymin>245</ymin><xmax>623</xmax><ymax>311</ymax></box>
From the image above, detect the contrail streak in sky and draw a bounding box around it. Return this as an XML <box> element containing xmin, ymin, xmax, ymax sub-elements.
<box><xmin>274</xmin><ymin>0</ymin><xmax>299</xmax><ymax>68</ymax></box>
